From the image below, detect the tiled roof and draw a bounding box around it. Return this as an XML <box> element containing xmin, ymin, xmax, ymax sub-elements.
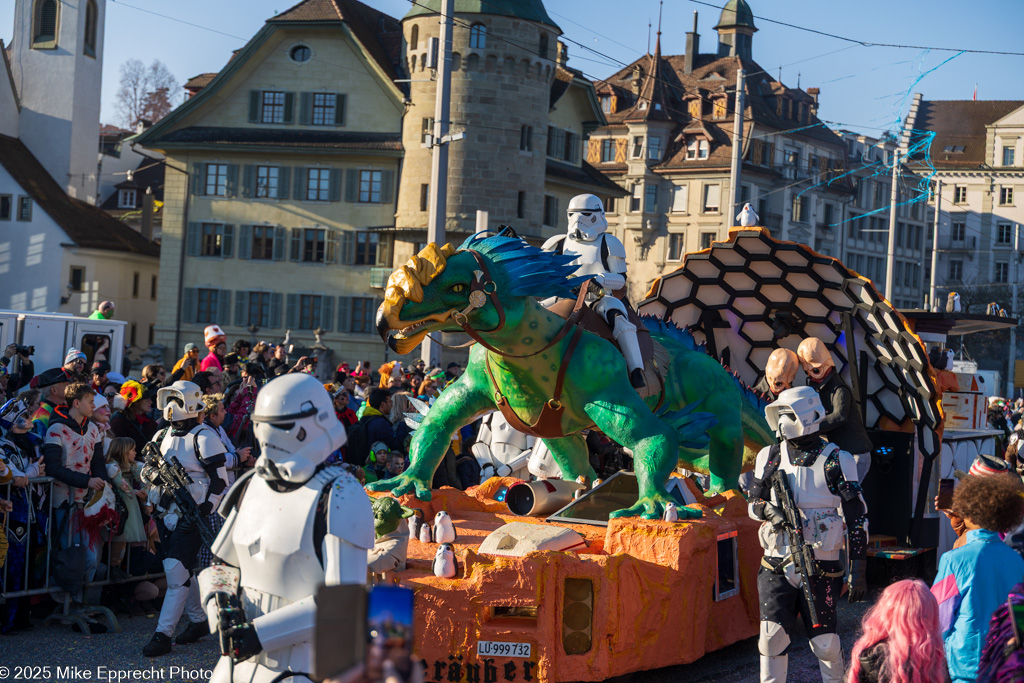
<box><xmin>151</xmin><ymin>126</ymin><xmax>403</xmax><ymax>151</ymax></box>
<box><xmin>404</xmin><ymin>0</ymin><xmax>559</xmax><ymax>29</ymax></box>
<box><xmin>270</xmin><ymin>0</ymin><xmax>403</xmax><ymax>82</ymax></box>
<box><xmin>592</xmin><ymin>52</ymin><xmax>845</xmax><ymax>173</ymax></box>
<box><xmin>546</xmin><ymin>159</ymin><xmax>629</xmax><ymax>196</ymax></box>
<box><xmin>0</xmin><ymin>134</ymin><xmax>160</xmax><ymax>257</ymax></box>
<box><xmin>99</xmin><ymin>156</ymin><xmax>166</xmax><ymax>211</ymax></box>
<box><xmin>184</xmin><ymin>73</ymin><xmax>217</xmax><ymax>92</ymax></box>
<box><xmin>907</xmin><ymin>100</ymin><xmax>1024</xmax><ymax>170</ymax></box>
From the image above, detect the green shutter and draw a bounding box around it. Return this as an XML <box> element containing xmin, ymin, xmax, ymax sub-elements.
<box><xmin>290</xmin><ymin>228</ymin><xmax>302</xmax><ymax>261</ymax></box>
<box><xmin>241</xmin><ymin>165</ymin><xmax>254</xmax><ymax>198</ymax></box>
<box><xmin>182</xmin><ymin>288</ymin><xmax>197</xmax><ymax>324</ymax></box>
<box><xmin>335</xmin><ymin>94</ymin><xmax>346</xmax><ymax>125</ymax></box>
<box><xmin>283</xmin><ymin>92</ymin><xmax>295</xmax><ymax>124</ymax></box>
<box><xmin>222</xmin><ymin>224</ymin><xmax>234</xmax><ymax>258</ymax></box>
<box><xmin>340</xmin><ymin>231</ymin><xmax>355</xmax><ymax>265</ymax></box>
<box><xmin>294</xmin><ymin>168</ymin><xmax>306</xmax><ymax>200</ymax></box>
<box><xmin>273</xmin><ymin>226</ymin><xmax>287</xmax><ymax>261</ymax></box>
<box><xmin>248</xmin><ymin>91</ymin><xmax>261</xmax><ymax>122</ymax></box>
<box><xmin>270</xmin><ymin>293</ymin><xmax>282</xmax><ymax>329</ymax></box>
<box><xmin>376</xmin><ymin>233</ymin><xmax>391</xmax><ymax>267</ymax></box>
<box><xmin>226</xmin><ymin>164</ymin><xmax>239</xmax><ymax>197</ymax></box>
<box><xmin>337</xmin><ymin>297</ymin><xmax>350</xmax><ymax>333</ymax></box>
<box><xmin>286</xmin><ymin>294</ymin><xmax>298</xmax><ymax>329</ymax></box>
<box><xmin>325</xmin><ymin>229</ymin><xmax>339</xmax><ymax>264</ymax></box>
<box><xmin>238</xmin><ymin>225</ymin><xmax>251</xmax><ymax>260</ymax></box>
<box><xmin>299</xmin><ymin>92</ymin><xmax>312</xmax><ymax>125</ymax></box>
<box><xmin>218</xmin><ymin>290</ymin><xmax>231</xmax><ymax>322</ymax></box>
<box><xmin>192</xmin><ymin>163</ymin><xmax>204</xmax><ymax>195</ymax></box>
<box><xmin>321</xmin><ymin>296</ymin><xmax>335</xmax><ymax>331</ymax></box>
<box><xmin>234</xmin><ymin>291</ymin><xmax>248</xmax><ymax>327</ymax></box>
<box><xmin>381</xmin><ymin>169</ymin><xmax>394</xmax><ymax>204</ymax></box>
<box><xmin>328</xmin><ymin>168</ymin><xmax>342</xmax><ymax>202</ymax></box>
<box><xmin>186</xmin><ymin>222</ymin><xmax>201</xmax><ymax>256</ymax></box>
<box><xmin>278</xmin><ymin>167</ymin><xmax>290</xmax><ymax>199</ymax></box>
<box><xmin>344</xmin><ymin>169</ymin><xmax>358</xmax><ymax>202</ymax></box>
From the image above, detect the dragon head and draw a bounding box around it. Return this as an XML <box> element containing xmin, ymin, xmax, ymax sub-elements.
<box><xmin>376</xmin><ymin>233</ymin><xmax>584</xmax><ymax>354</ymax></box>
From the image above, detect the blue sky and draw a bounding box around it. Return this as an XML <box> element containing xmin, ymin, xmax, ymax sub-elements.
<box><xmin>3</xmin><ymin>0</ymin><xmax>1022</xmax><ymax>134</ymax></box>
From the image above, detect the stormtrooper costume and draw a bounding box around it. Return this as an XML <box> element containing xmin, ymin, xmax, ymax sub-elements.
<box><xmin>143</xmin><ymin>381</ymin><xmax>230</xmax><ymax>657</ymax></box>
<box><xmin>471</xmin><ymin>411</ymin><xmax>535</xmax><ymax>482</ymax></box>
<box><xmin>748</xmin><ymin>386</ymin><xmax>868</xmax><ymax>683</ymax></box>
<box><xmin>542</xmin><ymin>194</ymin><xmax>646</xmax><ymax>388</ymax></box>
<box><xmin>197</xmin><ymin>373</ymin><xmax>374</xmax><ymax>683</ymax></box>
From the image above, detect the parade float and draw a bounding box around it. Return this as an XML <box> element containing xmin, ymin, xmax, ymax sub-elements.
<box><xmin>366</xmin><ymin>225</ymin><xmax>971</xmax><ymax>680</ymax></box>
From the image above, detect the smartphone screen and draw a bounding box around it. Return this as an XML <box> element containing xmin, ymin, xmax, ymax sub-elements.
<box><xmin>314</xmin><ymin>584</ymin><xmax>367</xmax><ymax>681</ymax></box>
<box><xmin>937</xmin><ymin>478</ymin><xmax>956</xmax><ymax>511</ymax></box>
<box><xmin>366</xmin><ymin>585</ymin><xmax>415</xmax><ymax>681</ymax></box>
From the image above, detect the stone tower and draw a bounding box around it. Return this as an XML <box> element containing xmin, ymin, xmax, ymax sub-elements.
<box><xmin>396</xmin><ymin>0</ymin><xmax>560</xmax><ymax>236</ymax></box>
<box><xmin>10</xmin><ymin>0</ymin><xmax>105</xmax><ymax>203</ymax></box>
<box><xmin>714</xmin><ymin>0</ymin><xmax>757</xmax><ymax>61</ymax></box>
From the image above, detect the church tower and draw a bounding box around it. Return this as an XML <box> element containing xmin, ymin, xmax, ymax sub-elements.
<box><xmin>396</xmin><ymin>0</ymin><xmax>561</xmax><ymax>236</ymax></box>
<box><xmin>10</xmin><ymin>0</ymin><xmax>105</xmax><ymax>203</ymax></box>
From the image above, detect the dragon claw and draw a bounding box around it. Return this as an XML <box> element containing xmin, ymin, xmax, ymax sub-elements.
<box><xmin>366</xmin><ymin>473</ymin><xmax>433</xmax><ymax>501</ymax></box>
<box><xmin>609</xmin><ymin>493</ymin><xmax>702</xmax><ymax>521</ymax></box>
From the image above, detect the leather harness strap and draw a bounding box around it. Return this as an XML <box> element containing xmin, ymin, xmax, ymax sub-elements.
<box><xmin>429</xmin><ymin>249</ymin><xmax>590</xmax><ymax>360</ymax></box>
<box><xmin>484</xmin><ymin>325</ymin><xmax>591</xmax><ymax>439</ymax></box>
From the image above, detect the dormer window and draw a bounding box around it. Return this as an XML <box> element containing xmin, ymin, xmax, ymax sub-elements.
<box><xmin>599</xmin><ymin>95</ymin><xmax>612</xmax><ymax>114</ymax></box>
<box><xmin>712</xmin><ymin>98</ymin><xmax>727</xmax><ymax>119</ymax></box>
<box><xmin>688</xmin><ymin>99</ymin><xmax>701</xmax><ymax>119</ymax></box>
<box><xmin>686</xmin><ymin>138</ymin><xmax>709</xmax><ymax>160</ymax></box>
<box><xmin>639</xmin><ymin>101</ymin><xmax>648</xmax><ymax>111</ymax></box>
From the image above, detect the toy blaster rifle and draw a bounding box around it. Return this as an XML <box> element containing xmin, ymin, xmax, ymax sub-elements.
<box><xmin>769</xmin><ymin>469</ymin><xmax>822</xmax><ymax>628</ymax></box>
<box><xmin>140</xmin><ymin>441</ymin><xmax>217</xmax><ymax>548</ymax></box>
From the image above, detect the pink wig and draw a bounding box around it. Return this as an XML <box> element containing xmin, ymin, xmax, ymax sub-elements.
<box><xmin>847</xmin><ymin>579</ymin><xmax>947</xmax><ymax>683</ymax></box>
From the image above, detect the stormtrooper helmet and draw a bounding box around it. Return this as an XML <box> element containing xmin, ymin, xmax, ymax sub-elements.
<box><xmin>566</xmin><ymin>194</ymin><xmax>608</xmax><ymax>241</ymax></box>
<box><xmin>0</xmin><ymin>397</ymin><xmax>32</xmax><ymax>432</ymax></box>
<box><xmin>251</xmin><ymin>373</ymin><xmax>346</xmax><ymax>484</ymax></box>
<box><xmin>764</xmin><ymin>386</ymin><xmax>825</xmax><ymax>440</ymax></box>
<box><xmin>157</xmin><ymin>381</ymin><xmax>204</xmax><ymax>422</ymax></box>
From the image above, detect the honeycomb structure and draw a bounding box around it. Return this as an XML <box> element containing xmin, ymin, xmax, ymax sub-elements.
<box><xmin>637</xmin><ymin>228</ymin><xmax>941</xmax><ymax>461</ymax></box>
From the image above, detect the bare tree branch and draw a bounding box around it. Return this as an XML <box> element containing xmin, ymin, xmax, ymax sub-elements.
<box><xmin>115</xmin><ymin>59</ymin><xmax>180</xmax><ymax>128</ymax></box>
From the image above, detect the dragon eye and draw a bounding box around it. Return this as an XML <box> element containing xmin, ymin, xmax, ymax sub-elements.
<box><xmin>451</xmin><ymin>283</ymin><xmax>467</xmax><ymax>294</ymax></box>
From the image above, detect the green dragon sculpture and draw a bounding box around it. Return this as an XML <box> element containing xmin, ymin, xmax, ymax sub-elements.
<box><xmin>369</xmin><ymin>233</ymin><xmax>773</xmax><ymax>519</ymax></box>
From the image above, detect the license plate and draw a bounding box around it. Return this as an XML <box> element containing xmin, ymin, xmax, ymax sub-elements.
<box><xmin>476</xmin><ymin>641</ymin><xmax>532</xmax><ymax>658</ymax></box>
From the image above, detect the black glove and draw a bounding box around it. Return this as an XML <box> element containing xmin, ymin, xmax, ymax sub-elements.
<box><xmin>198</xmin><ymin>501</ymin><xmax>213</xmax><ymax>516</ymax></box>
<box><xmin>763</xmin><ymin>503</ymin><xmax>787</xmax><ymax>530</ymax></box>
<box><xmin>225</xmin><ymin>621</ymin><xmax>262</xmax><ymax>661</ymax></box>
<box><xmin>848</xmin><ymin>559</ymin><xmax>867</xmax><ymax>603</ymax></box>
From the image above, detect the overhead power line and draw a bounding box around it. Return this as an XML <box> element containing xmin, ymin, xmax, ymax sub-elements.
<box><xmin>685</xmin><ymin>0</ymin><xmax>1024</xmax><ymax>56</ymax></box>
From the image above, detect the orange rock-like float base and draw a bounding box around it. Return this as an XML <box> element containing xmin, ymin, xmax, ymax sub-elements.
<box><xmin>369</xmin><ymin>477</ymin><xmax>761</xmax><ymax>682</ymax></box>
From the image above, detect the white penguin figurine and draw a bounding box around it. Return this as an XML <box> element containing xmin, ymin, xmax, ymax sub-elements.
<box><xmin>433</xmin><ymin>511</ymin><xmax>456</xmax><ymax>544</ymax></box>
<box><xmin>736</xmin><ymin>202</ymin><xmax>759</xmax><ymax>227</ymax></box>
<box><xmin>663</xmin><ymin>502</ymin><xmax>679</xmax><ymax>522</ymax></box>
<box><xmin>418</xmin><ymin>521</ymin><xmax>433</xmax><ymax>544</ymax></box>
<box><xmin>946</xmin><ymin>292</ymin><xmax>961</xmax><ymax>313</ymax></box>
<box><xmin>432</xmin><ymin>543</ymin><xmax>458</xmax><ymax>579</ymax></box>
<box><xmin>574</xmin><ymin>475</ymin><xmax>588</xmax><ymax>500</ymax></box>
<box><xmin>408</xmin><ymin>514</ymin><xmax>422</xmax><ymax>543</ymax></box>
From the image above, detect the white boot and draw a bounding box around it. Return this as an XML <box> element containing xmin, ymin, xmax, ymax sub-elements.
<box><xmin>609</xmin><ymin>313</ymin><xmax>645</xmax><ymax>388</ymax></box>
<box><xmin>156</xmin><ymin>558</ymin><xmax>190</xmax><ymax>637</ymax></box>
<box><xmin>810</xmin><ymin>633</ymin><xmax>844</xmax><ymax>683</ymax></box>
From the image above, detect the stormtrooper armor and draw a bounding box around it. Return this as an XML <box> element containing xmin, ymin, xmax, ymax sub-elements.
<box><xmin>748</xmin><ymin>387</ymin><xmax>868</xmax><ymax>683</ymax></box>
<box><xmin>197</xmin><ymin>373</ymin><xmax>374</xmax><ymax>683</ymax></box>
<box><xmin>471</xmin><ymin>411</ymin><xmax>536</xmax><ymax>482</ymax></box>
<box><xmin>144</xmin><ymin>381</ymin><xmax>230</xmax><ymax>657</ymax></box>
<box><xmin>542</xmin><ymin>194</ymin><xmax>646</xmax><ymax>388</ymax></box>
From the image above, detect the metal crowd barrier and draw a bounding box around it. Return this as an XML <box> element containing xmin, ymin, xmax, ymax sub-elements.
<box><xmin>0</xmin><ymin>476</ymin><xmax>167</xmax><ymax>634</ymax></box>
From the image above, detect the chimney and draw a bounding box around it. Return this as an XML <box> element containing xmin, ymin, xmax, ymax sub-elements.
<box><xmin>684</xmin><ymin>11</ymin><xmax>699</xmax><ymax>74</ymax></box>
<box><xmin>807</xmin><ymin>87</ymin><xmax>820</xmax><ymax>115</ymax></box>
<box><xmin>141</xmin><ymin>188</ymin><xmax>154</xmax><ymax>241</ymax></box>
<box><xmin>556</xmin><ymin>41</ymin><xmax>567</xmax><ymax>67</ymax></box>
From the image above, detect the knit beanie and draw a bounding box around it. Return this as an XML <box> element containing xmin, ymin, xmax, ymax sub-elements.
<box><xmin>64</xmin><ymin>348</ymin><xmax>86</xmax><ymax>366</ymax></box>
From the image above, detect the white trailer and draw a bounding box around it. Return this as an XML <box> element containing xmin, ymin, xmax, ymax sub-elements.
<box><xmin>0</xmin><ymin>310</ymin><xmax>126</xmax><ymax>378</ymax></box>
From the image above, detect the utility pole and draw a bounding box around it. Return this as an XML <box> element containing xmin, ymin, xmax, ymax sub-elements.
<box><xmin>884</xmin><ymin>148</ymin><xmax>900</xmax><ymax>303</ymax></box>
<box><xmin>421</xmin><ymin>0</ymin><xmax>455</xmax><ymax>367</ymax></box>
<box><xmin>1008</xmin><ymin>223</ymin><xmax>1020</xmax><ymax>397</ymax></box>
<box><xmin>727</xmin><ymin>68</ymin><xmax>746</xmax><ymax>229</ymax></box>
<box><xmin>929</xmin><ymin>179</ymin><xmax>941</xmax><ymax>311</ymax></box>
